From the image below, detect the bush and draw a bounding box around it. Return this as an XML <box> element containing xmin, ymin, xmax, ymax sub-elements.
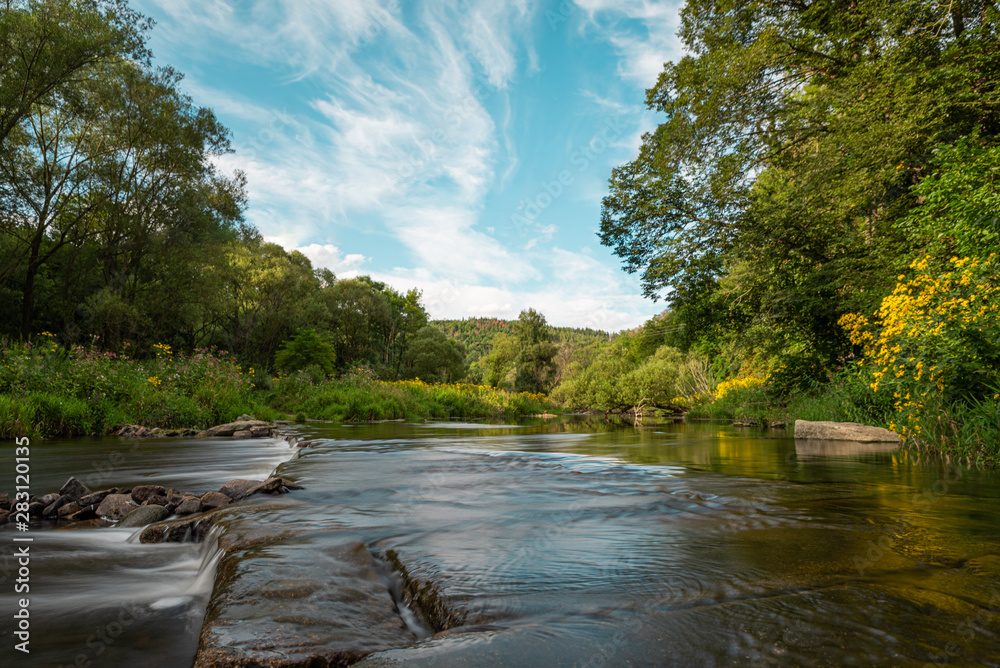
<box><xmin>840</xmin><ymin>254</ymin><xmax>1000</xmax><ymax>439</ymax></box>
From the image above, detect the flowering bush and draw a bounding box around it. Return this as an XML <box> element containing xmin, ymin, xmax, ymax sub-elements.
<box><xmin>840</xmin><ymin>254</ymin><xmax>1000</xmax><ymax>439</ymax></box>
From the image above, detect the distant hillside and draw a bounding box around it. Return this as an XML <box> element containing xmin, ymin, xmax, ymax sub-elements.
<box><xmin>430</xmin><ymin>318</ymin><xmax>611</xmax><ymax>363</ymax></box>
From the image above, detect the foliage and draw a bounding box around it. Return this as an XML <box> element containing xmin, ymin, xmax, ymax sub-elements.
<box><xmin>274</xmin><ymin>329</ymin><xmax>337</xmax><ymax>376</ymax></box>
<box><xmin>0</xmin><ymin>338</ymin><xmax>273</xmax><ymax>437</ymax></box>
<box><xmin>600</xmin><ymin>0</ymin><xmax>1000</xmax><ymax>364</ymax></box>
<box><xmin>552</xmin><ymin>336</ymin><xmax>685</xmax><ymax>413</ymax></box>
<box><xmin>401</xmin><ymin>326</ymin><xmax>465</xmax><ymax>382</ymax></box>
<box><xmin>840</xmin><ymin>254</ymin><xmax>1000</xmax><ymax>439</ymax></box>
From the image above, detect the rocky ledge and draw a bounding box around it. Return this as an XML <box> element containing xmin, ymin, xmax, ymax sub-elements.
<box><xmin>116</xmin><ymin>414</ymin><xmax>292</xmax><ymax>440</ymax></box>
<box><xmin>794</xmin><ymin>420</ymin><xmax>901</xmax><ymax>443</ymax></box>
<box><xmin>0</xmin><ymin>475</ymin><xmax>303</xmax><ymax>529</ymax></box>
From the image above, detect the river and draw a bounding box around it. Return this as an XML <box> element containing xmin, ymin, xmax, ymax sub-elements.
<box><xmin>2</xmin><ymin>418</ymin><xmax>1000</xmax><ymax>666</ymax></box>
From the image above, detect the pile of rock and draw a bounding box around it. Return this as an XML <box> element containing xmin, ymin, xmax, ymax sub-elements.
<box><xmin>116</xmin><ymin>415</ymin><xmax>290</xmax><ymax>440</ymax></box>
<box><xmin>0</xmin><ymin>475</ymin><xmax>303</xmax><ymax>528</ymax></box>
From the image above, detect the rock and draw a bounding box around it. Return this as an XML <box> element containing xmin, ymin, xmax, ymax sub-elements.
<box><xmin>201</xmin><ymin>492</ymin><xmax>231</xmax><ymax>510</ymax></box>
<box><xmin>27</xmin><ymin>501</ymin><xmax>46</xmax><ymax>517</ymax></box>
<box><xmin>174</xmin><ymin>496</ymin><xmax>204</xmax><ymax>516</ymax></box>
<box><xmin>141</xmin><ymin>514</ymin><xmax>217</xmax><ymax>544</ymax></box>
<box><xmin>96</xmin><ymin>494</ymin><xmax>139</xmax><ymax>520</ymax></box>
<box><xmin>117</xmin><ymin>424</ymin><xmax>153</xmax><ymax>438</ymax></box>
<box><xmin>43</xmin><ymin>494</ymin><xmax>74</xmax><ymax>518</ymax></box>
<box><xmin>237</xmin><ymin>414</ymin><xmax>256</xmax><ymax>422</ymax></box>
<box><xmin>194</xmin><ymin>431</ymin><xmax>212</xmax><ymax>438</ymax></box>
<box><xmin>0</xmin><ymin>493</ymin><xmax>9</xmax><ymax>511</ymax></box>
<box><xmin>67</xmin><ymin>505</ymin><xmax>98</xmax><ymax>521</ymax></box>
<box><xmin>794</xmin><ymin>420</ymin><xmax>901</xmax><ymax>443</ymax></box>
<box><xmin>166</xmin><ymin>489</ymin><xmax>187</xmax><ymax>506</ymax></box>
<box><xmin>131</xmin><ymin>485</ymin><xmax>166</xmax><ymax>504</ymax></box>
<box><xmin>37</xmin><ymin>493</ymin><xmax>60</xmax><ymax>507</ymax></box>
<box><xmin>218</xmin><ymin>476</ymin><xmax>297</xmax><ymax>501</ymax></box>
<box><xmin>78</xmin><ymin>490</ymin><xmax>114</xmax><ymax>507</ymax></box>
<box><xmin>218</xmin><ymin>479</ymin><xmax>264</xmax><ymax>500</ymax></box>
<box><xmin>769</xmin><ymin>421</ymin><xmax>787</xmax><ymax>429</ymax></box>
<box><xmin>58</xmin><ymin>477</ymin><xmax>91</xmax><ymax>502</ymax></box>
<box><xmin>143</xmin><ymin>494</ymin><xmax>168</xmax><ymax>507</ymax></box>
<box><xmin>57</xmin><ymin>502</ymin><xmax>81</xmax><ymax>518</ymax></box>
<box><xmin>250</xmin><ymin>425</ymin><xmax>272</xmax><ymax>438</ymax></box>
<box><xmin>232</xmin><ymin>430</ymin><xmax>253</xmax><ymax>439</ymax></box>
<box><xmin>207</xmin><ymin>420</ymin><xmax>272</xmax><ymax>437</ymax></box>
<box><xmin>117</xmin><ymin>505</ymin><xmax>171</xmax><ymax>528</ymax></box>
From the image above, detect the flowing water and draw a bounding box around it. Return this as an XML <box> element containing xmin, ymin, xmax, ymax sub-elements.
<box><xmin>3</xmin><ymin>419</ymin><xmax>1000</xmax><ymax>666</ymax></box>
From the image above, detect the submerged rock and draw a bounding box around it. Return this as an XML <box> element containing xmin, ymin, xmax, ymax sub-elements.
<box><xmin>794</xmin><ymin>420</ymin><xmax>901</xmax><ymax>443</ymax></box>
<box><xmin>117</xmin><ymin>505</ymin><xmax>171</xmax><ymax>528</ymax></box>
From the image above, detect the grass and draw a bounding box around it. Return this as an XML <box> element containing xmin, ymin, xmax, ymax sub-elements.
<box><xmin>0</xmin><ymin>341</ymin><xmax>554</xmax><ymax>439</ymax></box>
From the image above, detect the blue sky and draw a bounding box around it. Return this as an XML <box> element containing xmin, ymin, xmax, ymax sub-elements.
<box><xmin>131</xmin><ymin>0</ymin><xmax>684</xmax><ymax>331</ymax></box>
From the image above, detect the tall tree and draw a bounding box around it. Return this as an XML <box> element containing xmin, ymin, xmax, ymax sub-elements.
<box><xmin>600</xmin><ymin>0</ymin><xmax>1000</xmax><ymax>360</ymax></box>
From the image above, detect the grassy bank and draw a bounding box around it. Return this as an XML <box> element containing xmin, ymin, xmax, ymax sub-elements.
<box><xmin>0</xmin><ymin>339</ymin><xmax>553</xmax><ymax>439</ymax></box>
<box><xmin>677</xmin><ymin>364</ymin><xmax>1000</xmax><ymax>467</ymax></box>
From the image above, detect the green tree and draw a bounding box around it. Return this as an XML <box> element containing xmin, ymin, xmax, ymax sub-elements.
<box><xmin>600</xmin><ymin>0</ymin><xmax>1000</xmax><ymax>364</ymax></box>
<box><xmin>401</xmin><ymin>326</ymin><xmax>465</xmax><ymax>382</ymax></box>
<box><xmin>275</xmin><ymin>328</ymin><xmax>337</xmax><ymax>375</ymax></box>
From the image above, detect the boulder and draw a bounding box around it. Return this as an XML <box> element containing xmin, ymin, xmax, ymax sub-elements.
<box><xmin>218</xmin><ymin>479</ymin><xmax>265</xmax><ymax>500</ymax></box>
<box><xmin>166</xmin><ymin>489</ymin><xmax>187</xmax><ymax>506</ymax></box>
<box><xmin>174</xmin><ymin>496</ymin><xmax>204</xmax><ymax>516</ymax></box>
<box><xmin>43</xmin><ymin>494</ymin><xmax>74</xmax><ymax>518</ymax></box>
<box><xmin>117</xmin><ymin>424</ymin><xmax>153</xmax><ymax>438</ymax></box>
<box><xmin>67</xmin><ymin>505</ymin><xmax>97</xmax><ymax>521</ymax></box>
<box><xmin>37</xmin><ymin>493</ymin><xmax>60</xmax><ymax>507</ymax></box>
<box><xmin>131</xmin><ymin>485</ymin><xmax>166</xmax><ymax>504</ymax></box>
<box><xmin>78</xmin><ymin>490</ymin><xmax>114</xmax><ymax>507</ymax></box>
<box><xmin>250</xmin><ymin>425</ymin><xmax>272</xmax><ymax>438</ymax></box>
<box><xmin>143</xmin><ymin>494</ymin><xmax>168</xmax><ymax>507</ymax></box>
<box><xmin>117</xmin><ymin>505</ymin><xmax>171</xmax><ymax>528</ymax></box>
<box><xmin>194</xmin><ymin>431</ymin><xmax>212</xmax><ymax>438</ymax></box>
<box><xmin>27</xmin><ymin>501</ymin><xmax>46</xmax><ymax>517</ymax></box>
<box><xmin>96</xmin><ymin>494</ymin><xmax>139</xmax><ymax>520</ymax></box>
<box><xmin>57</xmin><ymin>502</ymin><xmax>81</xmax><ymax>518</ymax></box>
<box><xmin>0</xmin><ymin>493</ymin><xmax>9</xmax><ymax>511</ymax></box>
<box><xmin>59</xmin><ymin>477</ymin><xmax>91</xmax><ymax>502</ymax></box>
<box><xmin>207</xmin><ymin>420</ymin><xmax>272</xmax><ymax>437</ymax></box>
<box><xmin>201</xmin><ymin>492</ymin><xmax>231</xmax><ymax>510</ymax></box>
<box><xmin>218</xmin><ymin>477</ymin><xmax>295</xmax><ymax>500</ymax></box>
<box><xmin>794</xmin><ymin>420</ymin><xmax>901</xmax><ymax>443</ymax></box>
<box><xmin>232</xmin><ymin>430</ymin><xmax>253</xmax><ymax>439</ymax></box>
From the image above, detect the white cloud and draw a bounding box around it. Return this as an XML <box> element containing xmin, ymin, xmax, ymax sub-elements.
<box><xmin>295</xmin><ymin>244</ymin><xmax>368</xmax><ymax>278</ymax></box>
<box><xmin>574</xmin><ymin>0</ymin><xmax>685</xmax><ymax>86</ymax></box>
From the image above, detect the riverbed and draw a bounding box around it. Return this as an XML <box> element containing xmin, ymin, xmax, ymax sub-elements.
<box><xmin>2</xmin><ymin>419</ymin><xmax>999</xmax><ymax>666</ymax></box>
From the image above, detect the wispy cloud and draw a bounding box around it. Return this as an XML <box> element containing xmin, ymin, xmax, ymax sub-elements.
<box><xmin>133</xmin><ymin>0</ymin><xmax>668</xmax><ymax>329</ymax></box>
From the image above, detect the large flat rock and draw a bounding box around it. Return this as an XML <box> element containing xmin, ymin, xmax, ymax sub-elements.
<box><xmin>193</xmin><ymin>531</ymin><xmax>417</xmax><ymax>667</ymax></box>
<box><xmin>794</xmin><ymin>420</ymin><xmax>901</xmax><ymax>443</ymax></box>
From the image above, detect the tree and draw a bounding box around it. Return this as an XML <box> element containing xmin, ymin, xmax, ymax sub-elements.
<box><xmin>0</xmin><ymin>0</ymin><xmax>150</xmax><ymax>147</ymax></box>
<box><xmin>401</xmin><ymin>326</ymin><xmax>465</xmax><ymax>382</ymax></box>
<box><xmin>275</xmin><ymin>328</ymin><xmax>337</xmax><ymax>375</ymax></box>
<box><xmin>599</xmin><ymin>0</ymin><xmax>1000</xmax><ymax>363</ymax></box>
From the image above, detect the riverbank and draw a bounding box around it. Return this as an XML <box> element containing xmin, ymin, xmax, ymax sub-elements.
<box><xmin>0</xmin><ymin>342</ymin><xmax>553</xmax><ymax>439</ymax></box>
<box><xmin>674</xmin><ymin>367</ymin><xmax>1000</xmax><ymax>468</ymax></box>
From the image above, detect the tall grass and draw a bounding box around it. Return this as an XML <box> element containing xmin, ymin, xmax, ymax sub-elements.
<box><xmin>0</xmin><ymin>341</ymin><xmax>554</xmax><ymax>438</ymax></box>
